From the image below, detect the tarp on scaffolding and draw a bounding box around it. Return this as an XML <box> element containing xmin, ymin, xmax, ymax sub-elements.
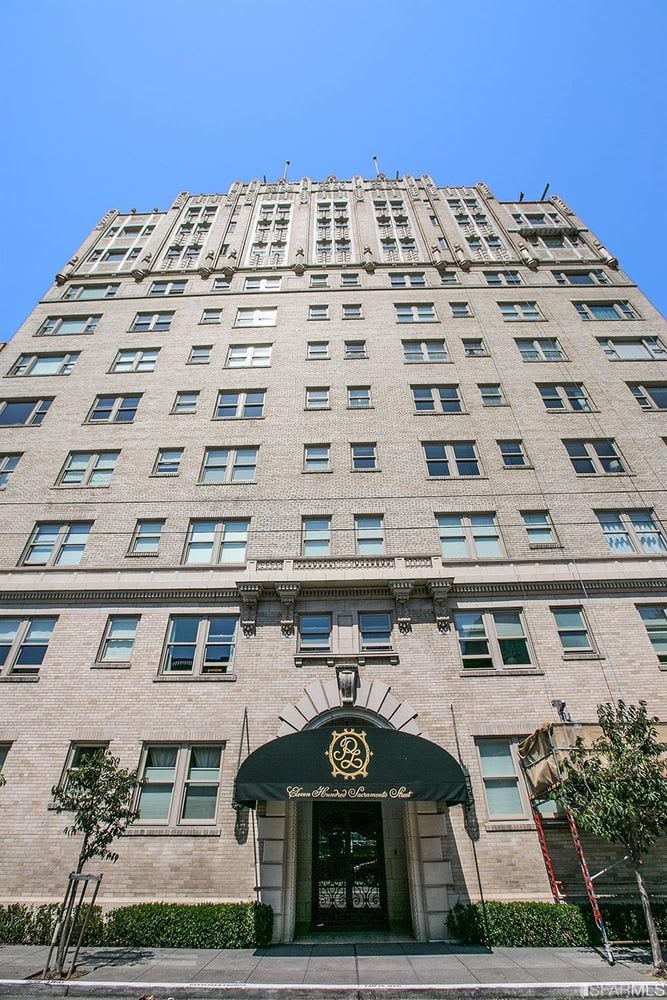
<box><xmin>518</xmin><ymin>723</ymin><xmax>667</xmax><ymax>801</ymax></box>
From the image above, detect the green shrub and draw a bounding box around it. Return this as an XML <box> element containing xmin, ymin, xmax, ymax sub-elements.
<box><xmin>104</xmin><ymin>902</ymin><xmax>273</xmax><ymax>949</ymax></box>
<box><xmin>0</xmin><ymin>903</ymin><xmax>104</xmax><ymax>946</ymax></box>
<box><xmin>447</xmin><ymin>901</ymin><xmax>590</xmax><ymax>947</ymax></box>
<box><xmin>582</xmin><ymin>901</ymin><xmax>667</xmax><ymax>943</ymax></box>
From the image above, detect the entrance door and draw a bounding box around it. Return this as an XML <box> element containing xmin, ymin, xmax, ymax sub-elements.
<box><xmin>312</xmin><ymin>802</ymin><xmax>388</xmax><ymax>930</ymax></box>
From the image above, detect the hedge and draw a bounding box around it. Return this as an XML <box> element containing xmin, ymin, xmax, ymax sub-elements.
<box><xmin>0</xmin><ymin>902</ymin><xmax>272</xmax><ymax>949</ymax></box>
<box><xmin>447</xmin><ymin>900</ymin><xmax>667</xmax><ymax>947</ymax></box>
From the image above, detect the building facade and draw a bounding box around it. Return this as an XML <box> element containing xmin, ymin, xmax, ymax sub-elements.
<box><xmin>0</xmin><ymin>175</ymin><xmax>665</xmax><ymax>942</ymax></box>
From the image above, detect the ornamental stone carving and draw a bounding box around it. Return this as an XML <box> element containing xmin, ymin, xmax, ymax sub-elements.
<box><xmin>593</xmin><ymin>240</ymin><xmax>619</xmax><ymax>269</ymax></box>
<box><xmin>275</xmin><ymin>582</ymin><xmax>301</xmax><ymax>636</ymax></box>
<box><xmin>390</xmin><ymin>580</ymin><xmax>414</xmax><ymax>634</ymax></box>
<box><xmin>335</xmin><ymin>663</ymin><xmax>359</xmax><ymax>706</ymax></box>
<box><xmin>518</xmin><ymin>243</ymin><xmax>539</xmax><ymax>270</ymax></box>
<box><xmin>428</xmin><ymin>579</ymin><xmax>454</xmax><ymax>633</ymax></box>
<box><xmin>453</xmin><ymin>244</ymin><xmax>471</xmax><ymax>271</ymax></box>
<box><xmin>362</xmin><ymin>245</ymin><xmax>376</xmax><ymax>274</ymax></box>
<box><xmin>237</xmin><ymin>583</ymin><xmax>261</xmax><ymax>637</ymax></box>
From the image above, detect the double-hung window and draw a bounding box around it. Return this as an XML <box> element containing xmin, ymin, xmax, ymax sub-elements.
<box><xmin>359</xmin><ymin>612</ymin><xmax>392</xmax><ymax>650</ymax></box>
<box><xmin>552</xmin><ymin>270</ymin><xmax>609</xmax><ymax>286</ymax></box>
<box><xmin>172</xmin><ymin>391</ymin><xmax>199</xmax><ymax>415</ymax></box>
<box><xmin>153</xmin><ymin>448</ymin><xmax>183</xmax><ymax>476</ymax></box>
<box><xmin>450</xmin><ymin>302</ymin><xmax>472</xmax><ymax>319</ymax></box>
<box><xmin>87</xmin><ymin>395</ymin><xmax>140</xmax><ymax>423</ymax></box>
<box><xmin>440</xmin><ymin>271</ymin><xmax>458</xmax><ymax>285</ymax></box>
<box><xmin>131</xmin><ymin>312</ymin><xmax>173</xmax><ymax>332</ymax></box>
<box><xmin>21</xmin><ymin>522</ymin><xmax>91</xmax><ymax>566</ymax></box>
<box><xmin>629</xmin><ymin>383</ymin><xmax>667</xmax><ymax>411</ymax></box>
<box><xmin>63</xmin><ymin>284</ymin><xmax>118</xmax><ymax>300</ymax></box>
<box><xmin>0</xmin><ymin>398</ymin><xmax>52</xmax><ymax>427</ymax></box>
<box><xmin>38</xmin><ymin>316</ymin><xmax>100</xmax><ymax>336</ymax></box>
<box><xmin>498</xmin><ymin>440</ymin><xmax>529</xmax><ymax>468</ymax></box>
<box><xmin>200</xmin><ymin>447</ymin><xmax>258</xmax><ymax>484</ymax></box>
<box><xmin>564</xmin><ymin>439</ymin><xmax>626</xmax><ymax>474</ymax></box>
<box><xmin>484</xmin><ymin>271</ymin><xmax>521</xmax><ymax>286</ymax></box>
<box><xmin>402</xmin><ymin>340</ymin><xmax>448</xmax><ymax>363</ymax></box>
<box><xmin>599</xmin><ymin>337</ymin><xmax>666</xmax><ymax>361</ymax></box>
<box><xmin>347</xmin><ymin>386</ymin><xmax>371</xmax><ymax>409</ymax></box>
<box><xmin>235</xmin><ymin>307</ymin><xmax>277</xmax><ymax>327</ymax></box>
<box><xmin>395</xmin><ymin>303</ymin><xmax>437</xmax><ymax>323</ymax></box>
<box><xmin>97</xmin><ymin>616</ymin><xmax>140</xmax><ymax>663</ymax></box>
<box><xmin>499</xmin><ymin>302</ymin><xmax>542</xmax><ymax>322</ymax></box>
<box><xmin>58</xmin><ymin>451</ymin><xmax>118</xmax><ymax>486</ymax></box>
<box><xmin>412</xmin><ymin>385</ymin><xmax>462</xmax><ymax>413</ymax></box>
<box><xmin>215</xmin><ymin>390</ymin><xmax>265</xmax><ymax>419</ymax></box>
<box><xmin>309</xmin><ymin>305</ymin><xmax>329</xmax><ymax>321</ymax></box>
<box><xmin>307</xmin><ymin>341</ymin><xmax>329</xmax><ymax>360</ymax></box>
<box><xmin>477</xmin><ymin>740</ymin><xmax>526</xmax><ymax>819</ymax></box>
<box><xmin>306</xmin><ymin>387</ymin><xmax>330</xmax><ymax>410</ymax></box>
<box><xmin>423</xmin><ymin>441</ymin><xmax>480</xmax><ymax>477</ymax></box>
<box><xmin>344</xmin><ymin>340</ymin><xmax>367</xmax><ymax>360</ymax></box>
<box><xmin>341</xmin><ymin>273</ymin><xmax>359</xmax><ymax>287</ymax></box>
<box><xmin>390</xmin><ymin>273</ymin><xmax>426</xmax><ymax>288</ymax></box>
<box><xmin>552</xmin><ymin>607</ymin><xmax>594</xmax><ymax>653</ymax></box>
<box><xmin>149</xmin><ymin>280</ymin><xmax>186</xmax><ymax>296</ymax></box>
<box><xmin>299</xmin><ymin>614</ymin><xmax>332</xmax><ymax>652</ymax></box>
<box><xmin>479</xmin><ymin>384</ymin><xmax>505</xmax><ymax>406</ymax></box>
<box><xmin>225</xmin><ymin>345</ymin><xmax>271</xmax><ymax>368</ymax></box>
<box><xmin>188</xmin><ymin>346</ymin><xmax>211</xmax><ymax>365</ymax></box>
<box><xmin>129</xmin><ymin>520</ymin><xmax>164</xmax><ymax>555</ymax></box>
<box><xmin>161</xmin><ymin>616</ymin><xmax>238</xmax><ymax>675</ymax></box>
<box><xmin>302</xmin><ymin>517</ymin><xmax>331</xmax><ymax>557</ymax></box>
<box><xmin>245</xmin><ymin>276</ymin><xmax>281</xmax><ymax>292</ymax></box>
<box><xmin>200</xmin><ymin>309</ymin><xmax>222</xmax><ymax>325</ymax></box>
<box><xmin>637</xmin><ymin>606</ymin><xmax>667</xmax><ymax>665</ymax></box>
<box><xmin>0</xmin><ymin>454</ymin><xmax>21</xmax><ymax>488</ymax></box>
<box><xmin>521</xmin><ymin>511</ymin><xmax>556</xmax><ymax>545</ymax></box>
<box><xmin>9</xmin><ymin>353</ymin><xmax>79</xmax><ymax>377</ymax></box>
<box><xmin>596</xmin><ymin>511</ymin><xmax>666</xmax><ymax>555</ymax></box>
<box><xmin>575</xmin><ymin>301</ymin><xmax>639</xmax><ymax>321</ymax></box>
<box><xmin>351</xmin><ymin>443</ymin><xmax>378</xmax><ymax>471</ymax></box>
<box><xmin>304</xmin><ymin>444</ymin><xmax>330</xmax><ymax>472</ymax></box>
<box><xmin>137</xmin><ymin>743</ymin><xmax>224</xmax><ymax>824</ymax></box>
<box><xmin>355</xmin><ymin>515</ymin><xmax>384</xmax><ymax>555</ymax></box>
<box><xmin>310</xmin><ymin>274</ymin><xmax>329</xmax><ymax>288</ymax></box>
<box><xmin>342</xmin><ymin>304</ymin><xmax>362</xmax><ymax>320</ymax></box>
<box><xmin>516</xmin><ymin>338</ymin><xmax>566</xmax><ymax>362</ymax></box>
<box><xmin>0</xmin><ymin>617</ymin><xmax>57</xmax><ymax>674</ymax></box>
<box><xmin>463</xmin><ymin>338</ymin><xmax>488</xmax><ymax>357</ymax></box>
<box><xmin>454</xmin><ymin>611</ymin><xmax>532</xmax><ymax>669</ymax></box>
<box><xmin>183</xmin><ymin>519</ymin><xmax>249</xmax><ymax>564</ymax></box>
<box><xmin>437</xmin><ymin>514</ymin><xmax>502</xmax><ymax>558</ymax></box>
<box><xmin>110</xmin><ymin>348</ymin><xmax>159</xmax><ymax>373</ymax></box>
<box><xmin>538</xmin><ymin>383</ymin><xmax>592</xmax><ymax>412</ymax></box>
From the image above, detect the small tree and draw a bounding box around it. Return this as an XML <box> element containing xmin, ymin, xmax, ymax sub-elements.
<box><xmin>554</xmin><ymin>701</ymin><xmax>667</xmax><ymax>974</ymax></box>
<box><xmin>52</xmin><ymin>749</ymin><xmax>140</xmax><ymax>872</ymax></box>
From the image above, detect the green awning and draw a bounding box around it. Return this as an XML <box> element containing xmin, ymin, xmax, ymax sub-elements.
<box><xmin>234</xmin><ymin>727</ymin><xmax>469</xmax><ymax>808</ymax></box>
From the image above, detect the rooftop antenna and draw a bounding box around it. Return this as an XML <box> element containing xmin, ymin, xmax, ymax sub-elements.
<box><xmin>519</xmin><ymin>192</ymin><xmax>525</xmax><ymax>202</ymax></box>
<box><xmin>372</xmin><ymin>155</ymin><xmax>382</xmax><ymax>178</ymax></box>
<box><xmin>282</xmin><ymin>160</ymin><xmax>290</xmax><ymax>182</ymax></box>
<box><xmin>395</xmin><ymin>170</ymin><xmax>399</xmax><ymax>180</ymax></box>
<box><xmin>540</xmin><ymin>182</ymin><xmax>550</xmax><ymax>201</ymax></box>
<box><xmin>263</xmin><ymin>175</ymin><xmax>267</xmax><ymax>184</ymax></box>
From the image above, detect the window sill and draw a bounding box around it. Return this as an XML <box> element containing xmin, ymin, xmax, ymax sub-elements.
<box><xmin>212</xmin><ymin>416</ymin><xmax>266</xmax><ymax>421</ymax></box>
<box><xmin>485</xmin><ymin>821</ymin><xmax>534</xmax><ymax>833</ymax></box>
<box><xmin>125</xmin><ymin>551</ymin><xmax>159</xmax><ymax>558</ymax></box>
<box><xmin>573</xmin><ymin>472</ymin><xmax>632</xmax><ymax>478</ymax></box>
<box><xmin>347</xmin><ymin>406</ymin><xmax>374</xmax><ymax>411</ymax></box>
<box><xmin>404</xmin><ymin>360</ymin><xmax>453</xmax><ymax>365</ymax></box>
<box><xmin>528</xmin><ymin>542</ymin><xmax>562</xmax><ymax>550</ymax></box>
<box><xmin>562</xmin><ymin>651</ymin><xmax>604</xmax><ymax>661</ymax></box>
<box><xmin>0</xmin><ymin>675</ymin><xmax>39</xmax><ymax>683</ymax></box>
<box><xmin>195</xmin><ymin>480</ymin><xmax>256</xmax><ymax>486</ymax></box>
<box><xmin>502</xmin><ymin>465</ymin><xmax>534</xmax><ymax>471</ymax></box>
<box><xmin>149</xmin><ymin>473</ymin><xmax>181</xmax><ymax>479</ymax></box>
<box><xmin>427</xmin><ymin>475</ymin><xmax>488</xmax><ymax>481</ymax></box>
<box><xmin>52</xmin><ymin>484</ymin><xmax>112</xmax><ymax>490</ymax></box>
<box><xmin>414</xmin><ymin>410</ymin><xmax>468</xmax><ymax>417</ymax></box>
<box><xmin>351</xmin><ymin>467</ymin><xmax>381</xmax><ymax>473</ymax></box>
<box><xmin>545</xmin><ymin>409</ymin><xmax>601</xmax><ymax>415</ymax></box>
<box><xmin>154</xmin><ymin>673</ymin><xmax>237</xmax><ymax>682</ymax></box>
<box><xmin>295</xmin><ymin>653</ymin><xmax>399</xmax><ymax>667</ymax></box>
<box><xmin>302</xmin><ymin>468</ymin><xmax>333</xmax><ymax>474</ymax></box>
<box><xmin>125</xmin><ymin>826</ymin><xmax>222</xmax><ymax>837</ymax></box>
<box><xmin>92</xmin><ymin>662</ymin><xmax>131</xmax><ymax>670</ymax></box>
<box><xmin>460</xmin><ymin>668</ymin><xmax>543</xmax><ymax>678</ymax></box>
<box><xmin>305</xmin><ymin>407</ymin><xmax>331</xmax><ymax>412</ymax></box>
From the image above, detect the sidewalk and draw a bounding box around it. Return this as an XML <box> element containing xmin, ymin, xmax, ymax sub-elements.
<box><xmin>0</xmin><ymin>942</ymin><xmax>664</xmax><ymax>998</ymax></box>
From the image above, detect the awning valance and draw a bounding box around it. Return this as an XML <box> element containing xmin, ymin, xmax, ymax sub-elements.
<box><xmin>233</xmin><ymin>726</ymin><xmax>469</xmax><ymax>808</ymax></box>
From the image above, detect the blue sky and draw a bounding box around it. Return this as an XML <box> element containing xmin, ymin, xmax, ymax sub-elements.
<box><xmin>1</xmin><ymin>0</ymin><xmax>665</xmax><ymax>340</ymax></box>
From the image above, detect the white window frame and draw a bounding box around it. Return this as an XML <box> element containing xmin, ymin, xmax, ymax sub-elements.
<box><xmin>307</xmin><ymin>341</ymin><xmax>330</xmax><ymax>360</ymax></box>
<box><xmin>551</xmin><ymin>606</ymin><xmax>595</xmax><ymax>654</ymax></box>
<box><xmin>301</xmin><ymin>517</ymin><xmax>331</xmax><ymax>557</ymax></box>
<box><xmin>347</xmin><ymin>386</ymin><xmax>372</xmax><ymax>409</ymax></box>
<box><xmin>344</xmin><ymin>340</ymin><xmax>367</xmax><ymax>360</ymax></box>
<box><xmin>0</xmin><ymin>616</ymin><xmax>58</xmax><ymax>674</ymax></box>
<box><xmin>395</xmin><ymin>303</ymin><xmax>437</xmax><ymax>323</ymax></box>
<box><xmin>9</xmin><ymin>353</ymin><xmax>79</xmax><ymax>377</ymax></box>
<box><xmin>130</xmin><ymin>312</ymin><xmax>174</xmax><ymax>333</ymax></box>
<box><xmin>575</xmin><ymin>301</ymin><xmax>639</xmax><ymax>321</ymax></box>
<box><xmin>599</xmin><ymin>337</ymin><xmax>667</xmax><ymax>361</ymax></box>
<box><xmin>596</xmin><ymin>510</ymin><xmax>666</xmax><ymax>555</ymax></box>
<box><xmin>110</xmin><ymin>348</ymin><xmax>159</xmax><ymax>373</ymax></box>
<box><xmin>355</xmin><ymin>515</ymin><xmax>385</xmax><ymax>555</ymax></box>
<box><xmin>172</xmin><ymin>391</ymin><xmax>199</xmax><ymax>415</ymax></box>
<box><xmin>636</xmin><ymin>606</ymin><xmax>667</xmax><ymax>666</ymax></box>
<box><xmin>308</xmin><ymin>304</ymin><xmax>330</xmax><ymax>321</ymax></box>
<box><xmin>57</xmin><ymin>451</ymin><xmax>119</xmax><ymax>487</ymax></box>
<box><xmin>153</xmin><ymin>448</ymin><xmax>183</xmax><ymax>476</ymax></box>
<box><xmin>62</xmin><ymin>284</ymin><xmax>118</xmax><ymax>300</ymax></box>
<box><xmin>37</xmin><ymin>315</ymin><xmax>100</xmax><ymax>337</ymax></box>
<box><xmin>86</xmin><ymin>395</ymin><xmax>140</xmax><ymax>424</ymax></box>
<box><xmin>454</xmin><ymin>610</ymin><xmax>533</xmax><ymax>671</ymax></box>
<box><xmin>96</xmin><ymin>615</ymin><xmax>140</xmax><ymax>663</ymax></box>
<box><xmin>304</xmin><ymin>444</ymin><xmax>330</xmax><ymax>473</ymax></box>
<box><xmin>21</xmin><ymin>522</ymin><xmax>91</xmax><ymax>567</ymax></box>
<box><xmin>225</xmin><ymin>344</ymin><xmax>272</xmax><ymax>368</ymax></box>
<box><xmin>516</xmin><ymin>337</ymin><xmax>566</xmax><ymax>362</ymax></box>
<box><xmin>463</xmin><ymin>338</ymin><xmax>489</xmax><ymax>357</ymax></box>
<box><xmin>149</xmin><ymin>280</ymin><xmax>187</xmax><ymax>297</ymax></box>
<box><xmin>0</xmin><ymin>454</ymin><xmax>21</xmax><ymax>489</ymax></box>
<box><xmin>200</xmin><ymin>309</ymin><xmax>222</xmax><ymax>325</ymax></box>
<box><xmin>129</xmin><ymin>520</ymin><xmax>164</xmax><ymax>556</ymax></box>
<box><xmin>200</xmin><ymin>447</ymin><xmax>258</xmax><ymax>484</ymax></box>
<box><xmin>437</xmin><ymin>514</ymin><xmax>502</xmax><ymax>559</ymax></box>
<box><xmin>137</xmin><ymin>742</ymin><xmax>224</xmax><ymax>826</ymax></box>
<box><xmin>521</xmin><ymin>511</ymin><xmax>557</xmax><ymax>546</ymax></box>
<box><xmin>351</xmin><ymin>442</ymin><xmax>378</xmax><ymax>471</ymax></box>
<box><xmin>402</xmin><ymin>340</ymin><xmax>449</xmax><ymax>364</ymax></box>
<box><xmin>183</xmin><ymin>519</ymin><xmax>249</xmax><ymax>564</ymax></box>
<box><xmin>305</xmin><ymin>387</ymin><xmax>330</xmax><ymax>410</ymax></box>
<box><xmin>499</xmin><ymin>302</ymin><xmax>543</xmax><ymax>322</ymax></box>
<box><xmin>234</xmin><ymin>307</ymin><xmax>277</xmax><ymax>328</ymax></box>
<box><xmin>629</xmin><ymin>383</ymin><xmax>667</xmax><ymax>411</ymax></box>
<box><xmin>477</xmin><ymin>739</ymin><xmax>528</xmax><ymax>820</ymax></box>
<box><xmin>187</xmin><ymin>346</ymin><xmax>212</xmax><ymax>365</ymax></box>
<box><xmin>412</xmin><ymin>385</ymin><xmax>463</xmax><ymax>413</ymax></box>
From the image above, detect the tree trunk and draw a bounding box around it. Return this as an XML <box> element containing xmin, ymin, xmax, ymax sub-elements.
<box><xmin>632</xmin><ymin>860</ymin><xmax>666</xmax><ymax>974</ymax></box>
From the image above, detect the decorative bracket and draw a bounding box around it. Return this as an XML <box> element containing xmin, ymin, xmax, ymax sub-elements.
<box><xmin>335</xmin><ymin>662</ymin><xmax>359</xmax><ymax>706</ymax></box>
<box><xmin>362</xmin><ymin>245</ymin><xmax>376</xmax><ymax>274</ymax></box>
<box><xmin>198</xmin><ymin>252</ymin><xmax>215</xmax><ymax>279</ymax></box>
<box><xmin>518</xmin><ymin>243</ymin><xmax>539</xmax><ymax>270</ymax></box>
<box><xmin>390</xmin><ymin>580</ymin><xmax>414</xmax><ymax>634</ymax></box>
<box><xmin>428</xmin><ymin>579</ymin><xmax>454</xmax><ymax>633</ymax></box>
<box><xmin>237</xmin><ymin>583</ymin><xmax>261</xmax><ymax>637</ymax></box>
<box><xmin>275</xmin><ymin>582</ymin><xmax>301</xmax><ymax>636</ymax></box>
<box><xmin>593</xmin><ymin>240</ymin><xmax>618</xmax><ymax>269</ymax></box>
<box><xmin>292</xmin><ymin>248</ymin><xmax>306</xmax><ymax>276</ymax></box>
<box><xmin>453</xmin><ymin>244</ymin><xmax>471</xmax><ymax>271</ymax></box>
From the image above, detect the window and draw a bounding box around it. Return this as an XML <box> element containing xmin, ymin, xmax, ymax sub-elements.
<box><xmin>0</xmin><ymin>398</ymin><xmax>52</xmax><ymax>427</ymax></box>
<box><xmin>463</xmin><ymin>338</ymin><xmax>488</xmax><ymax>357</ymax></box>
<box><xmin>110</xmin><ymin>348</ymin><xmax>159</xmax><ymax>373</ymax></box>
<box><xmin>478</xmin><ymin>740</ymin><xmax>526</xmax><ymax>819</ymax></box>
<box><xmin>341</xmin><ymin>273</ymin><xmax>360</xmax><ymax>287</ymax></box>
<box><xmin>402</xmin><ymin>340</ymin><xmax>448</xmax><ymax>363</ymax></box>
<box><xmin>310</xmin><ymin>274</ymin><xmax>329</xmax><ymax>288</ymax></box>
<box><xmin>162</xmin><ymin>616</ymin><xmax>238</xmax><ymax>676</ymax></box>
<box><xmin>342</xmin><ymin>304</ymin><xmax>362</xmax><ymax>320</ymax></box>
<box><xmin>97</xmin><ymin>616</ymin><xmax>140</xmax><ymax>663</ymax></box>
<box><xmin>59</xmin><ymin>744</ymin><xmax>109</xmax><ymax>790</ymax></box>
<box><xmin>479</xmin><ymin>384</ymin><xmax>505</xmax><ymax>406</ymax></box>
<box><xmin>395</xmin><ymin>303</ymin><xmax>437</xmax><ymax>323</ymax></box>
<box><xmin>187</xmin><ymin>345</ymin><xmax>212</xmax><ymax>365</ymax></box>
<box><xmin>0</xmin><ymin>617</ymin><xmax>57</xmax><ymax>674</ymax></box>
<box><xmin>200</xmin><ymin>308</ymin><xmax>222</xmax><ymax>325</ymax></box>
<box><xmin>553</xmin><ymin>270</ymin><xmax>609</xmax><ymax>286</ymax></box>
<box><xmin>304</xmin><ymin>444</ymin><xmax>330</xmax><ymax>472</ymax></box>
<box><xmin>552</xmin><ymin>607</ymin><xmax>594</xmax><ymax>652</ymax></box>
<box><xmin>9</xmin><ymin>353</ymin><xmax>79</xmax><ymax>377</ymax></box>
<box><xmin>629</xmin><ymin>383</ymin><xmax>667</xmax><ymax>411</ymax></box>
<box><xmin>599</xmin><ymin>337</ymin><xmax>666</xmax><ymax>361</ymax></box>
<box><xmin>57</xmin><ymin>451</ymin><xmax>118</xmax><ymax>487</ymax></box>
<box><xmin>149</xmin><ymin>280</ymin><xmax>186</xmax><ymax>296</ymax></box>
<box><xmin>455</xmin><ymin>611</ymin><xmax>531</xmax><ymax>669</ymax></box>
<box><xmin>0</xmin><ymin>454</ymin><xmax>21</xmax><ymax>488</ymax></box>
<box><xmin>200</xmin><ymin>447</ymin><xmax>258</xmax><ymax>484</ymax></box>
<box><xmin>172</xmin><ymin>391</ymin><xmax>199</xmax><ymax>415</ymax></box>
<box><xmin>637</xmin><ymin>606</ymin><xmax>667</xmax><ymax>665</ymax></box>
<box><xmin>538</xmin><ymin>383</ymin><xmax>592</xmax><ymax>412</ymax></box>
<box><xmin>575</xmin><ymin>301</ymin><xmax>639</xmax><ymax>321</ymax></box>
<box><xmin>437</xmin><ymin>514</ymin><xmax>502</xmax><ymax>558</ymax></box>
<box><xmin>131</xmin><ymin>312</ymin><xmax>173</xmax><ymax>333</ymax></box>
<box><xmin>498</xmin><ymin>440</ymin><xmax>529</xmax><ymax>468</ymax></box>
<box><xmin>63</xmin><ymin>284</ymin><xmax>118</xmax><ymax>300</ymax></box>
<box><xmin>440</xmin><ymin>271</ymin><xmax>458</xmax><ymax>285</ymax></box>
<box><xmin>344</xmin><ymin>340</ymin><xmax>367</xmax><ymax>360</ymax></box>
<box><xmin>450</xmin><ymin>302</ymin><xmax>472</xmax><ymax>319</ymax></box>
<box><xmin>302</xmin><ymin>517</ymin><xmax>331</xmax><ymax>557</ymax></box>
<box><xmin>596</xmin><ymin>511</ymin><xmax>666</xmax><ymax>555</ymax></box>
<box><xmin>347</xmin><ymin>386</ymin><xmax>371</xmax><ymax>409</ymax></box>
<box><xmin>522</xmin><ymin>512</ymin><xmax>556</xmax><ymax>545</ymax></box>
<box><xmin>351</xmin><ymin>443</ymin><xmax>378</xmax><ymax>471</ymax></box>
<box><xmin>213</xmin><ymin>277</ymin><xmax>231</xmax><ymax>291</ymax></box>
<box><xmin>355</xmin><ymin>515</ymin><xmax>385</xmax><ymax>555</ymax></box>
<box><xmin>87</xmin><ymin>395</ymin><xmax>140</xmax><ymax>424</ymax></box>
<box><xmin>235</xmin><ymin>307</ymin><xmax>276</xmax><ymax>327</ymax></box>
<box><xmin>245</xmin><ymin>276</ymin><xmax>281</xmax><ymax>292</ymax></box>
<box><xmin>499</xmin><ymin>302</ymin><xmax>542</xmax><ymax>322</ymax></box>
<box><xmin>484</xmin><ymin>271</ymin><xmax>521</xmax><ymax>286</ymax></box>
<box><xmin>423</xmin><ymin>441</ymin><xmax>480</xmax><ymax>477</ymax></box>
<box><xmin>299</xmin><ymin>614</ymin><xmax>332</xmax><ymax>652</ymax></box>
<box><xmin>308</xmin><ymin>305</ymin><xmax>329</xmax><ymax>321</ymax></box>
<box><xmin>38</xmin><ymin>315</ymin><xmax>100</xmax><ymax>336</ymax></box>
<box><xmin>412</xmin><ymin>385</ymin><xmax>462</xmax><ymax>413</ymax></box>
<box><xmin>307</xmin><ymin>341</ymin><xmax>329</xmax><ymax>360</ymax></box>
<box><xmin>129</xmin><ymin>520</ymin><xmax>164</xmax><ymax>555</ymax></box>
<box><xmin>183</xmin><ymin>519</ymin><xmax>249</xmax><ymax>564</ymax></box>
<box><xmin>153</xmin><ymin>448</ymin><xmax>183</xmax><ymax>476</ymax></box>
<box><xmin>137</xmin><ymin>743</ymin><xmax>224</xmax><ymax>824</ymax></box>
<box><xmin>215</xmin><ymin>389</ymin><xmax>265</xmax><ymax>419</ymax></box>
<box><xmin>304</xmin><ymin>387</ymin><xmax>329</xmax><ymax>410</ymax></box>
<box><xmin>390</xmin><ymin>273</ymin><xmax>426</xmax><ymax>288</ymax></box>
<box><xmin>225</xmin><ymin>345</ymin><xmax>271</xmax><ymax>368</ymax></box>
<box><xmin>564</xmin><ymin>439</ymin><xmax>626</xmax><ymax>474</ymax></box>
<box><xmin>359</xmin><ymin>612</ymin><xmax>392</xmax><ymax>650</ymax></box>
<box><xmin>21</xmin><ymin>522</ymin><xmax>91</xmax><ymax>566</ymax></box>
<box><xmin>516</xmin><ymin>337</ymin><xmax>566</xmax><ymax>362</ymax></box>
